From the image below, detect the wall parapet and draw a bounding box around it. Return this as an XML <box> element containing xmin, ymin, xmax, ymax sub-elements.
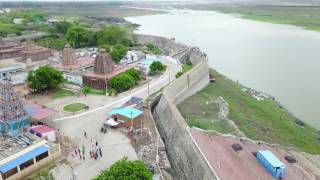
<box><xmin>140</xmin><ymin>34</ymin><xmax>218</xmax><ymax>179</ymax></box>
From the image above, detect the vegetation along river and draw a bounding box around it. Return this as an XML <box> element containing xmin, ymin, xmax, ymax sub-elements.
<box><xmin>126</xmin><ymin>10</ymin><xmax>320</xmax><ymax>129</ymax></box>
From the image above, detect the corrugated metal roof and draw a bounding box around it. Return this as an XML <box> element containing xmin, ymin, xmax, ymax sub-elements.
<box><xmin>258</xmin><ymin>150</ymin><xmax>285</xmax><ymax>168</ymax></box>
<box><xmin>0</xmin><ymin>145</ymin><xmax>49</xmax><ymax>173</ymax></box>
<box><xmin>108</xmin><ymin>107</ymin><xmax>143</xmax><ymax>119</ymax></box>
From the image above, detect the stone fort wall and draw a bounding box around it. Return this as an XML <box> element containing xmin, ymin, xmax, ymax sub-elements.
<box><xmin>137</xmin><ymin>34</ymin><xmax>218</xmax><ymax>180</ymax></box>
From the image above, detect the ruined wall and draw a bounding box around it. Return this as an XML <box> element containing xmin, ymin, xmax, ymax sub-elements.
<box><xmin>140</xmin><ymin>35</ymin><xmax>218</xmax><ymax>180</ymax></box>
<box><xmin>136</xmin><ymin>34</ymin><xmax>187</xmax><ymax>55</ymax></box>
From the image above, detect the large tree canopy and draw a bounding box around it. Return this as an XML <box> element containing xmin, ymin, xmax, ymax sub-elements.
<box><xmin>55</xmin><ymin>20</ymin><xmax>73</xmax><ymax>34</ymax></box>
<box><xmin>66</xmin><ymin>26</ymin><xmax>89</xmax><ymax>48</ymax></box>
<box><xmin>110</xmin><ymin>44</ymin><xmax>128</xmax><ymax>63</ymax></box>
<box><xmin>97</xmin><ymin>25</ymin><xmax>126</xmax><ymax>46</ymax></box>
<box><xmin>27</xmin><ymin>66</ymin><xmax>64</xmax><ymax>92</ymax></box>
<box><xmin>94</xmin><ymin>158</ymin><xmax>152</xmax><ymax>180</ymax></box>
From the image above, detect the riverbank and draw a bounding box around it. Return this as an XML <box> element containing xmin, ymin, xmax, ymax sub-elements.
<box><xmin>183</xmin><ymin>4</ymin><xmax>320</xmax><ymax>32</ymax></box>
<box><xmin>178</xmin><ymin>69</ymin><xmax>320</xmax><ymax>154</ymax></box>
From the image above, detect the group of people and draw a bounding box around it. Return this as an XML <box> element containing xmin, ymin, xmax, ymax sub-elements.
<box><xmin>71</xmin><ymin>130</ymin><xmax>103</xmax><ymax>161</ymax></box>
<box><xmin>72</xmin><ymin>146</ymin><xmax>86</xmax><ymax>160</ymax></box>
<box><xmin>90</xmin><ymin>141</ymin><xmax>103</xmax><ymax>160</ymax></box>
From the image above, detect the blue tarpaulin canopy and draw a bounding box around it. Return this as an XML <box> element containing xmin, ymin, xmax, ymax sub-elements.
<box><xmin>108</xmin><ymin>107</ymin><xmax>143</xmax><ymax>119</ymax></box>
<box><xmin>0</xmin><ymin>145</ymin><xmax>49</xmax><ymax>173</ymax></box>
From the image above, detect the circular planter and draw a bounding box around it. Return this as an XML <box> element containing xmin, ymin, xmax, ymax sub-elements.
<box><xmin>63</xmin><ymin>102</ymin><xmax>87</xmax><ymax>113</ymax></box>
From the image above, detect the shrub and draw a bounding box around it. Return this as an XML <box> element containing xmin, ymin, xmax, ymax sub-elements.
<box><xmin>82</xmin><ymin>86</ymin><xmax>91</xmax><ymax>94</ymax></box>
<box><xmin>149</xmin><ymin>61</ymin><xmax>166</xmax><ymax>75</ymax></box>
<box><xmin>94</xmin><ymin>157</ymin><xmax>152</xmax><ymax>180</ymax></box>
<box><xmin>175</xmin><ymin>71</ymin><xmax>183</xmax><ymax>78</ymax></box>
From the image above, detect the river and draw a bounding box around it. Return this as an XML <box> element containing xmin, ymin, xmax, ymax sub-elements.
<box><xmin>126</xmin><ymin>10</ymin><xmax>320</xmax><ymax>129</ymax></box>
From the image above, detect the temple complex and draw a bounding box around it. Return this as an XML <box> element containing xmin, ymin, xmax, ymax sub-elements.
<box><xmin>83</xmin><ymin>49</ymin><xmax>129</xmax><ymax>89</ymax></box>
<box><xmin>0</xmin><ymin>38</ymin><xmax>51</xmax><ymax>62</ymax></box>
<box><xmin>0</xmin><ymin>80</ymin><xmax>29</xmax><ymax>136</ymax></box>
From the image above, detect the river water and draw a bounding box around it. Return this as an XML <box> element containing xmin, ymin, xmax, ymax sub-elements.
<box><xmin>126</xmin><ymin>10</ymin><xmax>320</xmax><ymax>129</ymax></box>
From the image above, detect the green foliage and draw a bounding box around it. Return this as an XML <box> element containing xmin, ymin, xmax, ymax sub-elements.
<box><xmin>27</xmin><ymin>66</ymin><xmax>64</xmax><ymax>92</ymax></box>
<box><xmin>121</xmin><ymin>38</ymin><xmax>134</xmax><ymax>47</ymax></box>
<box><xmin>82</xmin><ymin>86</ymin><xmax>91</xmax><ymax>94</ymax></box>
<box><xmin>66</xmin><ymin>26</ymin><xmax>89</xmax><ymax>48</ymax></box>
<box><xmin>126</xmin><ymin>68</ymin><xmax>141</xmax><ymax>82</ymax></box>
<box><xmin>146</xmin><ymin>43</ymin><xmax>162</xmax><ymax>55</ymax></box>
<box><xmin>35</xmin><ymin>37</ymin><xmax>67</xmax><ymax>51</ymax></box>
<box><xmin>55</xmin><ymin>21</ymin><xmax>73</xmax><ymax>34</ymax></box>
<box><xmin>50</xmin><ymin>89</ymin><xmax>75</xmax><ymax>99</ymax></box>
<box><xmin>10</xmin><ymin>10</ymin><xmax>48</xmax><ymax>24</ymax></box>
<box><xmin>0</xmin><ymin>23</ymin><xmax>24</xmax><ymax>36</ymax></box>
<box><xmin>111</xmin><ymin>44</ymin><xmax>128</xmax><ymax>63</ymax></box>
<box><xmin>63</xmin><ymin>103</ymin><xmax>87</xmax><ymax>112</ymax></box>
<box><xmin>109</xmin><ymin>69</ymin><xmax>141</xmax><ymax>93</ymax></box>
<box><xmin>175</xmin><ymin>71</ymin><xmax>183</xmax><ymax>78</ymax></box>
<box><xmin>109</xmin><ymin>73</ymin><xmax>135</xmax><ymax>93</ymax></box>
<box><xmin>94</xmin><ymin>157</ymin><xmax>152</xmax><ymax>180</ymax></box>
<box><xmin>149</xmin><ymin>61</ymin><xmax>166</xmax><ymax>75</ymax></box>
<box><xmin>178</xmin><ymin>69</ymin><xmax>320</xmax><ymax>154</ymax></box>
<box><xmin>97</xmin><ymin>25</ymin><xmax>126</xmax><ymax>46</ymax></box>
<box><xmin>108</xmin><ymin>88</ymin><xmax>118</xmax><ymax>96</ymax></box>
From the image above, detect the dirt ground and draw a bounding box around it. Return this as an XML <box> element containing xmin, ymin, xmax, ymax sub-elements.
<box><xmin>191</xmin><ymin>128</ymin><xmax>320</xmax><ymax>180</ymax></box>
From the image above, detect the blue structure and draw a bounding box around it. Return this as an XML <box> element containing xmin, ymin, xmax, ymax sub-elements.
<box><xmin>108</xmin><ymin>107</ymin><xmax>143</xmax><ymax>119</ymax></box>
<box><xmin>0</xmin><ymin>145</ymin><xmax>48</xmax><ymax>173</ymax></box>
<box><xmin>256</xmin><ymin>150</ymin><xmax>286</xmax><ymax>179</ymax></box>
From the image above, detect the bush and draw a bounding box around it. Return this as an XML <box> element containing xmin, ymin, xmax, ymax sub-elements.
<box><xmin>175</xmin><ymin>71</ymin><xmax>183</xmax><ymax>78</ymax></box>
<box><xmin>146</xmin><ymin>43</ymin><xmax>162</xmax><ymax>55</ymax></box>
<box><xmin>108</xmin><ymin>88</ymin><xmax>117</xmax><ymax>96</ymax></box>
<box><xmin>94</xmin><ymin>157</ymin><xmax>152</xmax><ymax>180</ymax></box>
<box><xmin>149</xmin><ymin>61</ymin><xmax>166</xmax><ymax>75</ymax></box>
<box><xmin>82</xmin><ymin>86</ymin><xmax>91</xmax><ymax>94</ymax></box>
<box><xmin>108</xmin><ymin>69</ymin><xmax>141</xmax><ymax>93</ymax></box>
<box><xmin>99</xmin><ymin>44</ymin><xmax>111</xmax><ymax>53</ymax></box>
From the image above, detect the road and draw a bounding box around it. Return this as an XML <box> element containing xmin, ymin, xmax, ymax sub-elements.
<box><xmin>49</xmin><ymin>58</ymin><xmax>181</xmax><ymax>180</ymax></box>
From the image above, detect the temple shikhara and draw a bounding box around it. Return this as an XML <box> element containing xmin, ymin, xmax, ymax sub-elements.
<box><xmin>0</xmin><ymin>38</ymin><xmax>51</xmax><ymax>62</ymax></box>
<box><xmin>0</xmin><ymin>80</ymin><xmax>29</xmax><ymax>136</ymax></box>
<box><xmin>55</xmin><ymin>44</ymin><xmax>94</xmax><ymax>71</ymax></box>
<box><xmin>83</xmin><ymin>48</ymin><xmax>128</xmax><ymax>89</ymax></box>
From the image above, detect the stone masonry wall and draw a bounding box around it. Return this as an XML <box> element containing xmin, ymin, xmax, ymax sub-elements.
<box><xmin>139</xmin><ymin>35</ymin><xmax>218</xmax><ymax>180</ymax></box>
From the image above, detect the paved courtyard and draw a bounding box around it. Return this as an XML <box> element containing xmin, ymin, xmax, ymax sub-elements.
<box><xmin>45</xmin><ymin>59</ymin><xmax>181</xmax><ymax>179</ymax></box>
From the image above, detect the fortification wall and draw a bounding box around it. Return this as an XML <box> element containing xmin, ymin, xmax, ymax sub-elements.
<box><xmin>139</xmin><ymin>35</ymin><xmax>217</xmax><ymax>180</ymax></box>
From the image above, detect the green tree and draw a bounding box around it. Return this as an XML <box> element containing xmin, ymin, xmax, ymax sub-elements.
<box><xmin>111</xmin><ymin>44</ymin><xmax>128</xmax><ymax>63</ymax></box>
<box><xmin>109</xmin><ymin>74</ymin><xmax>135</xmax><ymax>93</ymax></box>
<box><xmin>97</xmin><ymin>25</ymin><xmax>126</xmax><ymax>46</ymax></box>
<box><xmin>126</xmin><ymin>68</ymin><xmax>141</xmax><ymax>82</ymax></box>
<box><xmin>149</xmin><ymin>61</ymin><xmax>166</xmax><ymax>75</ymax></box>
<box><xmin>55</xmin><ymin>21</ymin><xmax>72</xmax><ymax>34</ymax></box>
<box><xmin>66</xmin><ymin>26</ymin><xmax>89</xmax><ymax>48</ymax></box>
<box><xmin>27</xmin><ymin>66</ymin><xmax>64</xmax><ymax>92</ymax></box>
<box><xmin>94</xmin><ymin>157</ymin><xmax>152</xmax><ymax>180</ymax></box>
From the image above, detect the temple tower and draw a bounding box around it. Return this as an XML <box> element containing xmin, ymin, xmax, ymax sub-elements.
<box><xmin>62</xmin><ymin>44</ymin><xmax>77</xmax><ymax>66</ymax></box>
<box><xmin>94</xmin><ymin>48</ymin><xmax>114</xmax><ymax>74</ymax></box>
<box><xmin>0</xmin><ymin>81</ymin><xmax>29</xmax><ymax>136</ymax></box>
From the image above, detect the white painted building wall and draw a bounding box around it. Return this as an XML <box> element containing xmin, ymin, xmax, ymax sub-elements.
<box><xmin>63</xmin><ymin>73</ymin><xmax>83</xmax><ymax>85</ymax></box>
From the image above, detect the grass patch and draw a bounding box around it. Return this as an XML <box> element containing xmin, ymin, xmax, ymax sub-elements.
<box><xmin>50</xmin><ymin>89</ymin><xmax>76</xmax><ymax>99</ymax></box>
<box><xmin>63</xmin><ymin>103</ymin><xmax>87</xmax><ymax>112</ymax></box>
<box><xmin>185</xmin><ymin>4</ymin><xmax>320</xmax><ymax>32</ymax></box>
<box><xmin>29</xmin><ymin>163</ymin><xmax>55</xmax><ymax>180</ymax></box>
<box><xmin>179</xmin><ymin>69</ymin><xmax>320</xmax><ymax>154</ymax></box>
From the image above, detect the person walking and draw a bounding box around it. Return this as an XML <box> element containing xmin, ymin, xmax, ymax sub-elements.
<box><xmin>84</xmin><ymin>130</ymin><xmax>87</xmax><ymax>138</ymax></box>
<box><xmin>99</xmin><ymin>148</ymin><xmax>102</xmax><ymax>157</ymax></box>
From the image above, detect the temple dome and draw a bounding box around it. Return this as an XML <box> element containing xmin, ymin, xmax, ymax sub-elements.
<box><xmin>62</xmin><ymin>44</ymin><xmax>77</xmax><ymax>66</ymax></box>
<box><xmin>94</xmin><ymin>48</ymin><xmax>114</xmax><ymax>74</ymax></box>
